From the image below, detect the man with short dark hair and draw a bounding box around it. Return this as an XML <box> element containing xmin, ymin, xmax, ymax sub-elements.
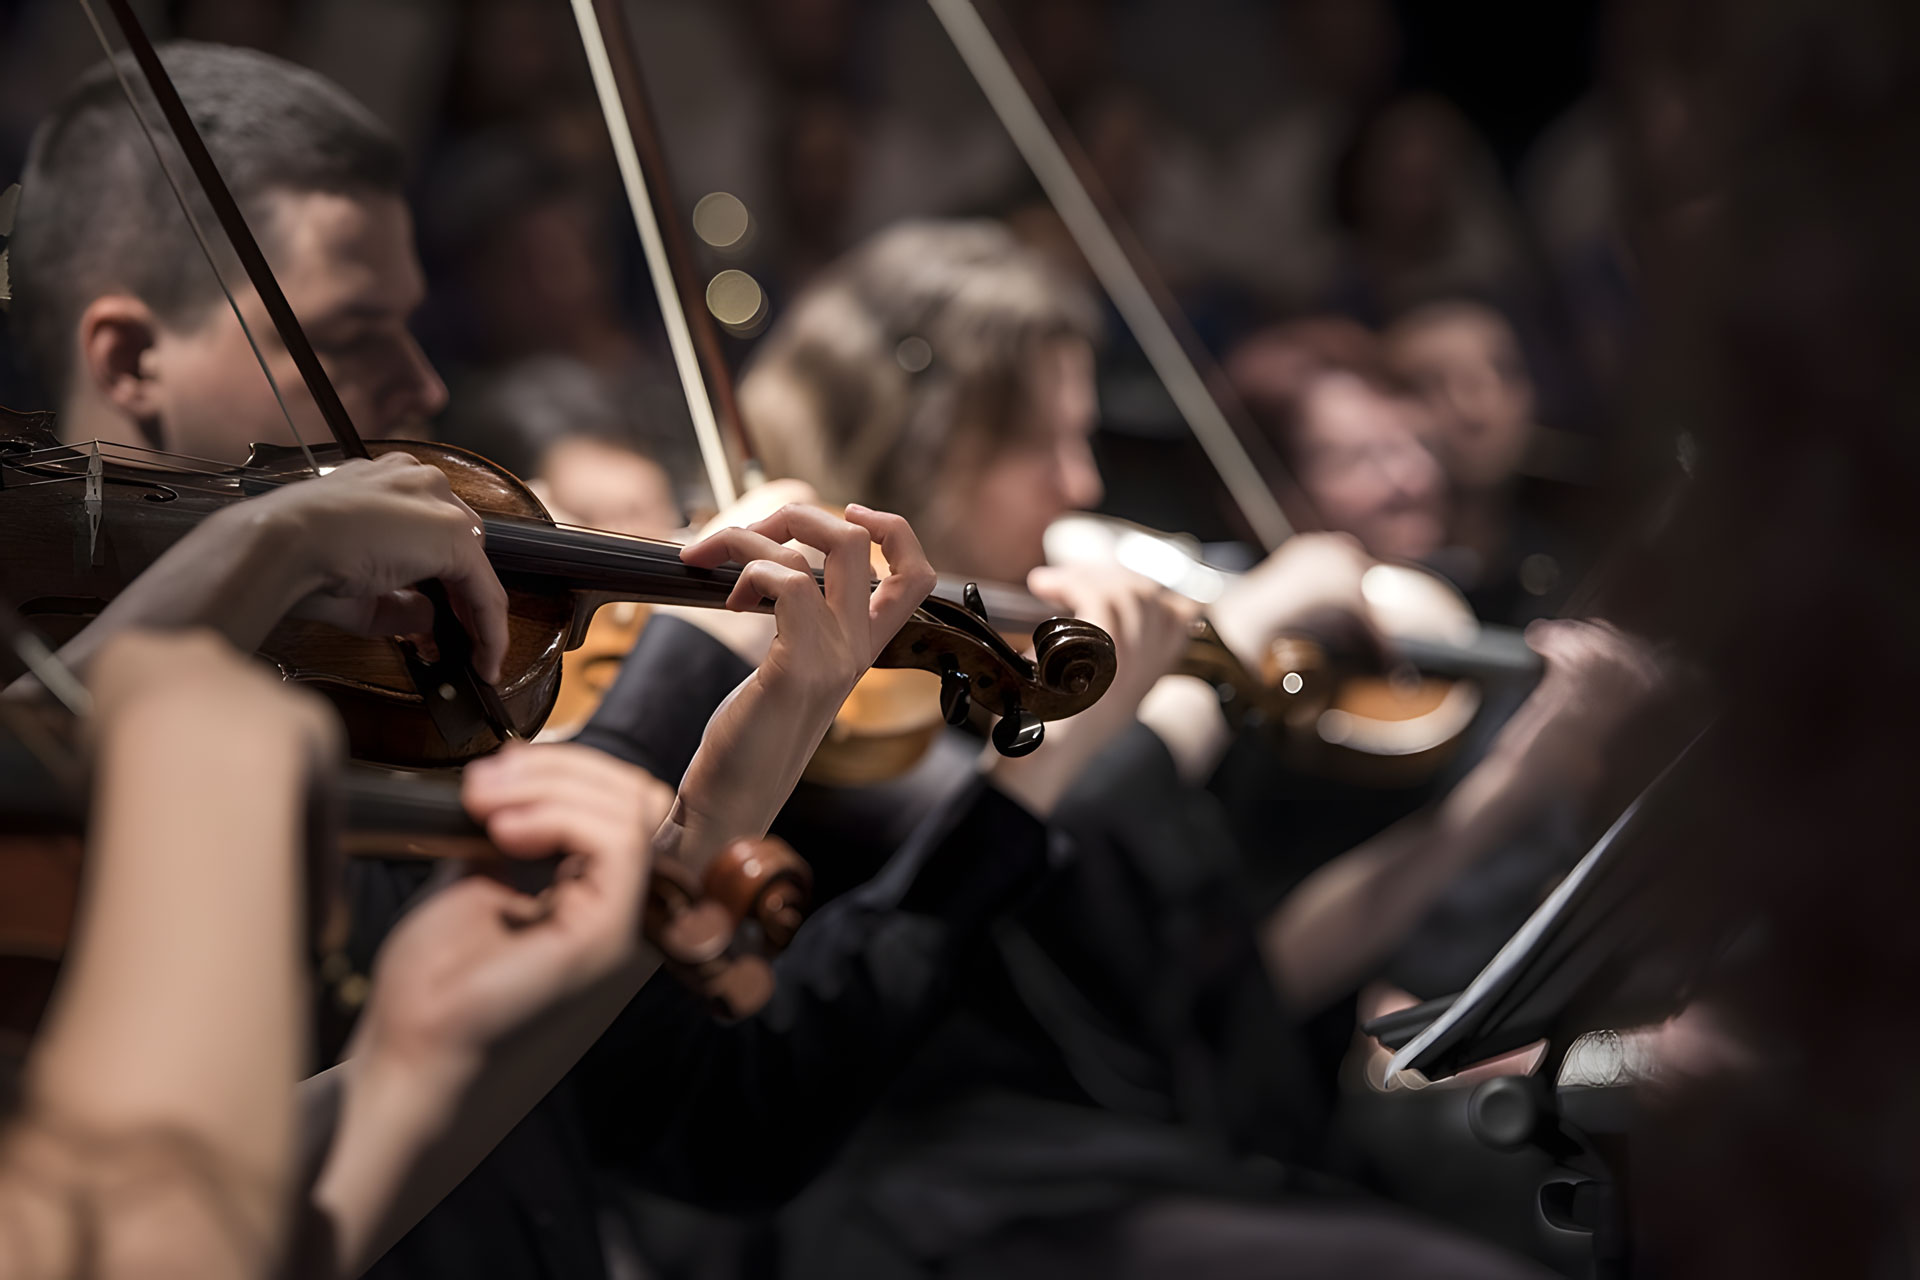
<box><xmin>11</xmin><ymin>41</ymin><xmax>444</xmax><ymax>461</ymax></box>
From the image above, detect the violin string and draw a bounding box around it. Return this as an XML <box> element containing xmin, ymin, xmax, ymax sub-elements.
<box><xmin>73</xmin><ymin>0</ymin><xmax>320</xmax><ymax>475</ymax></box>
<box><xmin>8</xmin><ymin>436</ymin><xmax>317</xmax><ymax>474</ymax></box>
<box><xmin>6</xmin><ymin>439</ymin><xmax>914</xmax><ymax>603</ymax></box>
<box><xmin>5</xmin><ymin>449</ymin><xmax>708</xmax><ymax>565</ymax></box>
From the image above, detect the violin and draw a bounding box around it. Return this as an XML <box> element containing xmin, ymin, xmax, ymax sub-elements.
<box><xmin>0</xmin><ymin>692</ymin><xmax>812</xmax><ymax>1026</ymax></box>
<box><xmin>1039</xmin><ymin>514</ymin><xmax>1544</xmax><ymax>785</ymax></box>
<box><xmin>6</xmin><ymin>0</ymin><xmax>918</xmax><ymax>1025</ymax></box>
<box><xmin>800</xmin><ymin>554</ymin><xmax>1541</xmax><ymax>789</ymax></box>
<box><xmin>0</xmin><ymin>415</ymin><xmax>1117</xmax><ymax>769</ymax></box>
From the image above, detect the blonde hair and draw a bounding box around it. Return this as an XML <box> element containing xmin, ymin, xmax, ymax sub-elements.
<box><xmin>740</xmin><ymin>220</ymin><xmax>1099</xmax><ymax>519</ymax></box>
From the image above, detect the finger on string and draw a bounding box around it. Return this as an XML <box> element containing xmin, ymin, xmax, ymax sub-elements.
<box><xmin>680</xmin><ymin>525</ymin><xmax>813</xmax><ymax>577</ymax></box>
<box><xmin>361</xmin><ymin>588</ymin><xmax>436</xmax><ymax>643</ymax></box>
<box><xmin>732</xmin><ymin>559</ymin><xmax>830</xmax><ymax>636</ymax></box>
<box><xmin>844</xmin><ymin>505</ymin><xmax>934</xmax><ymax>642</ymax></box>
<box><xmin>439</xmin><ymin>526</ymin><xmax>510</xmax><ymax>685</ymax></box>
<box><xmin>735</xmin><ymin>504</ymin><xmax>874</xmax><ymax>636</ymax></box>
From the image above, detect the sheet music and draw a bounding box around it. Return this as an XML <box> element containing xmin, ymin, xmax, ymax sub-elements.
<box><xmin>1385</xmin><ymin>732</ymin><xmax>1706</xmax><ymax>1082</ymax></box>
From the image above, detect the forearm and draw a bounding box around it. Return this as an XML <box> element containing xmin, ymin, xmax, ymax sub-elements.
<box><xmin>664</xmin><ymin>673</ymin><xmax>843</xmax><ymax>878</ymax></box>
<box><xmin>0</xmin><ymin>1120</ymin><xmax>268</xmax><ymax>1280</ymax></box>
<box><xmin>1136</xmin><ymin>674</ymin><xmax>1233</xmax><ymax>787</ymax></box>
<box><xmin>37</xmin><ymin>505</ymin><xmax>318</xmax><ymax>683</ymax></box>
<box><xmin>1264</xmin><ymin>748</ymin><xmax>1530</xmax><ymax>1014</ymax></box>
<box><xmin>21</xmin><ymin>705</ymin><xmax>312</xmax><ymax>1264</ymax></box>
<box><xmin>302</xmin><ymin>952</ymin><xmax>660</xmax><ymax>1280</ymax></box>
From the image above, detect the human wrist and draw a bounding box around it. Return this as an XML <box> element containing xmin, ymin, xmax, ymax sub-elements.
<box><xmin>98</xmin><ymin>692</ymin><xmax>312</xmax><ymax>796</ymax></box>
<box><xmin>982</xmin><ymin>749</ymin><xmax>1070</xmax><ymax>819</ymax></box>
<box><xmin>212</xmin><ymin>496</ymin><xmax>332</xmax><ymax>620</ymax></box>
<box><xmin>1137</xmin><ymin>674</ymin><xmax>1232</xmax><ymax>786</ymax></box>
<box><xmin>343</xmin><ymin>1041</ymin><xmax>474</xmax><ymax>1137</ymax></box>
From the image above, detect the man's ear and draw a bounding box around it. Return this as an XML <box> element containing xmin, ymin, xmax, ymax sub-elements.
<box><xmin>76</xmin><ymin>293</ymin><xmax>166</xmax><ymax>428</ymax></box>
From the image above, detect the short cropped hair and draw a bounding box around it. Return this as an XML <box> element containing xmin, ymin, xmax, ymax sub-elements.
<box><xmin>739</xmin><ymin>220</ymin><xmax>1100</xmax><ymax>519</ymax></box>
<box><xmin>10</xmin><ymin>41</ymin><xmax>405</xmax><ymax>397</ymax></box>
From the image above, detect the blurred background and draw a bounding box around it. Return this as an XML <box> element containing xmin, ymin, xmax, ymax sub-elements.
<box><xmin>0</xmin><ymin>0</ymin><xmax>1617</xmax><ymax>561</ymax></box>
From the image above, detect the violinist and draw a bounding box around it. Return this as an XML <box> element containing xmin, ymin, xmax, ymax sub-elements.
<box><xmin>0</xmin><ymin>542</ymin><xmax>933</xmax><ymax>1280</ymax></box>
<box><xmin>2</xmin><ymin>41</ymin><xmax>1135</xmax><ymax>1280</ymax></box>
<box><xmin>729</xmin><ymin>218</ymin><xmax>1644</xmax><ymax>1278</ymax></box>
<box><xmin>0</xmin><ymin>626</ymin><xmax>675</xmax><ymax>1280</ymax></box>
<box><xmin>1383</xmin><ymin>301</ymin><xmax>1582</xmax><ymax>626</ymax></box>
<box><xmin>5</xmin><ymin>42</ymin><xmax>510</xmax><ymax>684</ymax></box>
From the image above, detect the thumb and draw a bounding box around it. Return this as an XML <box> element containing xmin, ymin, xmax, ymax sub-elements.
<box><xmin>360</xmin><ymin>588</ymin><xmax>437</xmax><ymax>640</ymax></box>
<box><xmin>1026</xmin><ymin>565</ymin><xmax>1072</xmax><ymax>607</ymax></box>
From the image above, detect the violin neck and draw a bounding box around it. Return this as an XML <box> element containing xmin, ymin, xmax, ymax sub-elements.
<box><xmin>933</xmin><ymin>574</ymin><xmax>1056</xmax><ymax>633</ymax></box>
<box><xmin>1391</xmin><ymin>629</ymin><xmax>1542</xmax><ymax>683</ymax></box>
<box><xmin>338</xmin><ymin>767</ymin><xmax>494</xmax><ymax>860</ymax></box>
<box><xmin>482</xmin><ymin>518</ymin><xmax>743</xmax><ymax>607</ymax></box>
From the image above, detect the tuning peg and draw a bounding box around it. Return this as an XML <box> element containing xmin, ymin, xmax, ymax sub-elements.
<box><xmin>963</xmin><ymin>582</ymin><xmax>989</xmax><ymax>623</ymax></box>
<box><xmin>939</xmin><ymin>668</ymin><xmax>973</xmax><ymax>725</ymax></box>
<box><xmin>991</xmin><ymin>707</ymin><xmax>1045</xmax><ymax>757</ymax></box>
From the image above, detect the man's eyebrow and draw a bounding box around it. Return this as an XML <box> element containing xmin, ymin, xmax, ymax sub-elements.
<box><xmin>331</xmin><ymin>299</ymin><xmax>410</xmax><ymax>320</ymax></box>
<box><xmin>308</xmin><ymin>295</ymin><xmax>423</xmax><ymax>329</ymax></box>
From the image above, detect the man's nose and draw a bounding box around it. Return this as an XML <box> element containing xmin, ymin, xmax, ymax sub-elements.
<box><xmin>1384</xmin><ymin>441</ymin><xmax>1439</xmax><ymax>499</ymax></box>
<box><xmin>1059</xmin><ymin>439</ymin><xmax>1105</xmax><ymax>511</ymax></box>
<box><xmin>389</xmin><ymin>334</ymin><xmax>449</xmax><ymax>426</ymax></box>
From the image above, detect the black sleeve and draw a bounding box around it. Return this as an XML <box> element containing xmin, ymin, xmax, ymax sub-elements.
<box><xmin>570</xmin><ymin>615</ymin><xmax>751</xmax><ymax>785</ymax></box>
<box><xmin>573</xmin><ymin>774</ymin><xmax>1058</xmax><ymax>1210</ymax></box>
<box><xmin>1040</xmin><ymin>721</ymin><xmax>1334</xmax><ymax>1164</ymax></box>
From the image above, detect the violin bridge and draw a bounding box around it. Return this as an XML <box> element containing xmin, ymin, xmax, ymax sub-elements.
<box><xmin>84</xmin><ymin>446</ymin><xmax>103</xmax><ymax>565</ymax></box>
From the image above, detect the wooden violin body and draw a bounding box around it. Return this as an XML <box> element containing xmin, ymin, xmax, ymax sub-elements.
<box><xmin>0</xmin><ymin>423</ymin><xmax>1118</xmax><ymax>768</ymax></box>
<box><xmin>0</xmin><ymin>705</ymin><xmax>812</xmax><ymax>1028</ymax></box>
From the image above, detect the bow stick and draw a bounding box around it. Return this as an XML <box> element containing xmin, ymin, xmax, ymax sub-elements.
<box><xmin>569</xmin><ymin>0</ymin><xmax>763</xmax><ymax>508</ymax></box>
<box><xmin>927</xmin><ymin>0</ymin><xmax>1313</xmax><ymax>551</ymax></box>
<box><xmin>77</xmin><ymin>0</ymin><xmax>517</xmax><ymax>753</ymax></box>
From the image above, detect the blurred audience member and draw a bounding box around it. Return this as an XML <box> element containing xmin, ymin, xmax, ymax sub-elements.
<box><xmin>1074</xmin><ymin>86</ymin><xmax>1222</xmax><ymax>292</ymax></box>
<box><xmin>767</xmin><ymin>89</ymin><xmax>867</xmax><ymax>291</ymax></box>
<box><xmin>1519</xmin><ymin>99</ymin><xmax>1637</xmax><ymax>404</ymax></box>
<box><xmin>1386</xmin><ymin>300</ymin><xmax>1579</xmax><ymax>622</ymax></box>
<box><xmin>440</xmin><ymin>0</ymin><xmax>604</xmax><ymax>170</ymax></box>
<box><xmin>442</xmin><ymin>355</ymin><xmax>683</xmax><ymax>537</ymax></box>
<box><xmin>1327</xmin><ymin>94</ymin><xmax>1534</xmax><ymax>328</ymax></box>
<box><xmin>421</xmin><ymin>138</ymin><xmax>638</xmax><ymax>373</ymax></box>
<box><xmin>1226</xmin><ymin>318</ymin><xmax>1449</xmax><ymax>565</ymax></box>
<box><xmin>1221</xmin><ymin>0</ymin><xmax>1402</xmax><ymax>311</ymax></box>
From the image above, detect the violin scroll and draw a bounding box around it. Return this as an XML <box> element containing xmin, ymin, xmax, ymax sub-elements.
<box><xmin>1031</xmin><ymin>616</ymin><xmax>1112</xmax><ymax>702</ymax></box>
<box><xmin>883</xmin><ymin>592</ymin><xmax>1117</xmax><ymax>755</ymax></box>
<box><xmin>643</xmin><ymin>835</ymin><xmax>813</xmax><ymax>1019</ymax></box>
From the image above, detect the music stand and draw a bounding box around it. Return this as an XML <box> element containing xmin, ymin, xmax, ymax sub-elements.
<box><xmin>1381</xmin><ymin>732</ymin><xmax>1711</xmax><ymax>1085</ymax></box>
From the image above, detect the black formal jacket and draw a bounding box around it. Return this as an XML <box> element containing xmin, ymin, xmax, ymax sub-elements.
<box><xmin>344</xmin><ymin>619</ymin><xmax>1056</xmax><ymax>1280</ymax></box>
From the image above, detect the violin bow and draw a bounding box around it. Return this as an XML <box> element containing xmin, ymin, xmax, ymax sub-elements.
<box><xmin>926</xmin><ymin>0</ymin><xmax>1312</xmax><ymax>551</ymax></box>
<box><xmin>569</xmin><ymin>0</ymin><xmax>762</xmax><ymax>508</ymax></box>
<box><xmin>73</xmin><ymin>0</ymin><xmax>519</xmax><ymax>753</ymax></box>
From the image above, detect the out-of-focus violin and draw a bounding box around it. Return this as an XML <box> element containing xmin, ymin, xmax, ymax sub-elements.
<box><xmin>801</xmin><ymin>556</ymin><xmax>1541</xmax><ymax>789</ymax></box>
<box><xmin>0</xmin><ymin>690</ymin><xmax>812</xmax><ymax>1027</ymax></box>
